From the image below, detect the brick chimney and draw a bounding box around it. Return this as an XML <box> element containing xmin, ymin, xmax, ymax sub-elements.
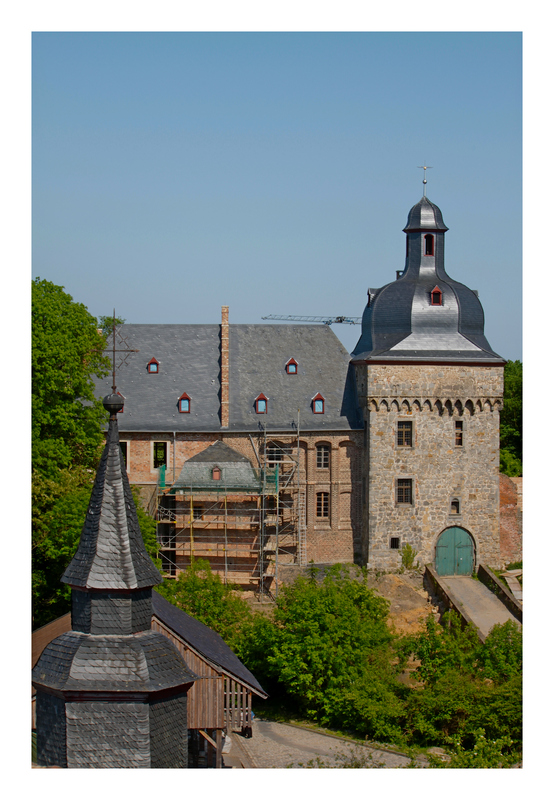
<box><xmin>221</xmin><ymin>306</ymin><xmax>229</xmax><ymax>428</ymax></box>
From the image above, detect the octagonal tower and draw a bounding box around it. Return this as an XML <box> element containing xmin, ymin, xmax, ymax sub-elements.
<box><xmin>32</xmin><ymin>394</ymin><xmax>196</xmax><ymax>768</ymax></box>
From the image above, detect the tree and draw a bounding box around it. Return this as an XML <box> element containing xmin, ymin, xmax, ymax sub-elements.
<box><xmin>499</xmin><ymin>360</ymin><xmax>522</xmax><ymax>476</ymax></box>
<box><xmin>155</xmin><ymin>559</ymin><xmax>253</xmax><ymax>649</ymax></box>
<box><xmin>31</xmin><ymin>279</ymin><xmax>156</xmax><ymax>628</ymax></box>
<box><xmin>238</xmin><ymin>564</ymin><xmax>406</xmax><ymax>741</ymax></box>
<box><xmin>402</xmin><ymin>615</ymin><xmax>522</xmax><ymax>756</ymax></box>
<box><xmin>32</xmin><ymin>470</ymin><xmax>158</xmax><ymax>629</ymax></box>
<box><xmin>32</xmin><ymin>278</ymin><xmax>110</xmax><ymax>478</ymax></box>
<box><xmin>98</xmin><ymin>314</ymin><xmax>126</xmax><ymax>338</ymax></box>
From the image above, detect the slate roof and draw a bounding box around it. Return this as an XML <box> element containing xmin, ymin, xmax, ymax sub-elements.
<box><xmin>402</xmin><ymin>196</ymin><xmax>449</xmax><ymax>232</ymax></box>
<box><xmin>352</xmin><ymin>196</ymin><xmax>505</xmax><ymax>365</ymax></box>
<box><xmin>61</xmin><ymin>416</ymin><xmax>162</xmax><ymax>590</ymax></box>
<box><xmin>32</xmin><ymin>630</ymin><xmax>196</xmax><ymax>693</ymax></box>
<box><xmin>172</xmin><ymin>440</ymin><xmax>262</xmax><ymax>492</ymax></box>
<box><xmin>152</xmin><ymin>591</ymin><xmax>268</xmax><ymax>697</ymax></box>
<box><xmin>94</xmin><ymin>323</ymin><xmax>363</xmax><ymax>432</ymax></box>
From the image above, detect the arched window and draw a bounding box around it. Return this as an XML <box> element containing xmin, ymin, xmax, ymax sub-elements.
<box><xmin>424</xmin><ymin>234</ymin><xmax>434</xmax><ymax>256</ymax></box>
<box><xmin>178</xmin><ymin>392</ymin><xmax>191</xmax><ymax>413</ymax></box>
<box><xmin>431</xmin><ymin>286</ymin><xmax>443</xmax><ymax>306</ymax></box>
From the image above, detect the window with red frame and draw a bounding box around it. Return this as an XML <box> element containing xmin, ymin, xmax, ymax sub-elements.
<box><xmin>255</xmin><ymin>394</ymin><xmax>268</xmax><ymax>414</ymax></box>
<box><xmin>178</xmin><ymin>393</ymin><xmax>191</xmax><ymax>413</ymax></box>
<box><xmin>147</xmin><ymin>358</ymin><xmax>159</xmax><ymax>373</ymax></box>
<box><xmin>285</xmin><ymin>358</ymin><xmax>298</xmax><ymax>374</ymax></box>
<box><xmin>431</xmin><ymin>286</ymin><xmax>442</xmax><ymax>306</ymax></box>
<box><xmin>313</xmin><ymin>393</ymin><xmax>325</xmax><ymax>414</ymax></box>
<box><xmin>212</xmin><ymin>467</ymin><xmax>221</xmax><ymax>480</ymax></box>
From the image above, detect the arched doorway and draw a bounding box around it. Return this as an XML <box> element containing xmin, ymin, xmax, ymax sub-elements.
<box><xmin>435</xmin><ymin>527</ymin><xmax>474</xmax><ymax>576</ymax></box>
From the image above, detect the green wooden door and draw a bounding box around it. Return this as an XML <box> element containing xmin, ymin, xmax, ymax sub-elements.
<box><xmin>435</xmin><ymin>527</ymin><xmax>474</xmax><ymax>576</ymax></box>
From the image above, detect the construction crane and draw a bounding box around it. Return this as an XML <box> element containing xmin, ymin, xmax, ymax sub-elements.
<box><xmin>261</xmin><ymin>314</ymin><xmax>361</xmax><ymax>326</ymax></box>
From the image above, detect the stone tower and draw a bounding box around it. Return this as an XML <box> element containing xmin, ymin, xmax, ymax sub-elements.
<box><xmin>351</xmin><ymin>195</ymin><xmax>505</xmax><ymax>573</ymax></box>
<box><xmin>32</xmin><ymin>393</ymin><xmax>196</xmax><ymax>768</ymax></box>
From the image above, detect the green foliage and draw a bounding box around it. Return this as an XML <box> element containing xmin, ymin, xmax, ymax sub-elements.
<box><xmin>32</xmin><ymin>466</ymin><xmax>95</xmax><ymax>627</ymax></box>
<box><xmin>400</xmin><ymin>543</ymin><xmax>419</xmax><ymax>572</ymax></box>
<box><xmin>477</xmin><ymin>621</ymin><xmax>522</xmax><ymax>682</ymax></box>
<box><xmin>404</xmin><ymin>613</ymin><xmax>481</xmax><ymax>685</ymax></box>
<box><xmin>499</xmin><ymin>359</ymin><xmax>522</xmax><ymax>475</ymax></box>
<box><xmin>152</xmin><ymin>562</ymin><xmax>522</xmax><ymax>763</ymax></box>
<box><xmin>32</xmin><ymin>470</ymin><xmax>160</xmax><ymax>629</ymax></box>
<box><xmin>98</xmin><ymin>314</ymin><xmax>126</xmax><ymax>337</ymax></box>
<box><xmin>155</xmin><ymin>559</ymin><xmax>253</xmax><ymax>649</ymax></box>
<box><xmin>32</xmin><ymin>278</ymin><xmax>110</xmax><ymax>478</ymax></box>
<box><xmin>239</xmin><ymin>565</ymin><xmax>407</xmax><ymax>742</ymax></box>
<box><xmin>499</xmin><ymin>448</ymin><xmax>522</xmax><ymax>477</ymax></box>
<box><xmin>31</xmin><ymin>279</ymin><xmax>158</xmax><ymax>629</ymax></box>
<box><xmin>402</xmin><ymin>614</ymin><xmax>522</xmax><ymax>755</ymax></box>
<box><xmin>427</xmin><ymin>729</ymin><xmax>519</xmax><ymax>768</ymax></box>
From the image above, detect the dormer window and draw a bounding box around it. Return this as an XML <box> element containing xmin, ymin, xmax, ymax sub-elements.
<box><xmin>313</xmin><ymin>393</ymin><xmax>325</xmax><ymax>414</ymax></box>
<box><xmin>178</xmin><ymin>392</ymin><xmax>191</xmax><ymax>413</ymax></box>
<box><xmin>212</xmin><ymin>466</ymin><xmax>221</xmax><ymax>480</ymax></box>
<box><xmin>424</xmin><ymin>234</ymin><xmax>434</xmax><ymax>256</ymax></box>
<box><xmin>431</xmin><ymin>286</ymin><xmax>442</xmax><ymax>306</ymax></box>
<box><xmin>285</xmin><ymin>358</ymin><xmax>298</xmax><ymax>374</ymax></box>
<box><xmin>255</xmin><ymin>394</ymin><xmax>268</xmax><ymax>414</ymax></box>
<box><xmin>147</xmin><ymin>358</ymin><xmax>159</xmax><ymax>373</ymax></box>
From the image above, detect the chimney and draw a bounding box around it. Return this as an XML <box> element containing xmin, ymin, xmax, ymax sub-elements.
<box><xmin>221</xmin><ymin>306</ymin><xmax>229</xmax><ymax>428</ymax></box>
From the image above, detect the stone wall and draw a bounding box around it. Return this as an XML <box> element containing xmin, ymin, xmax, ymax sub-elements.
<box><xmin>356</xmin><ymin>363</ymin><xmax>504</xmax><ymax>571</ymax></box>
<box><xmin>499</xmin><ymin>474</ymin><xmax>522</xmax><ymax>565</ymax></box>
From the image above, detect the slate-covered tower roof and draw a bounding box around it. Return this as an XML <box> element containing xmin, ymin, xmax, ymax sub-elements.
<box><xmin>351</xmin><ymin>196</ymin><xmax>504</xmax><ymax>363</ymax></box>
<box><xmin>32</xmin><ymin>394</ymin><xmax>196</xmax><ymax>768</ymax></box>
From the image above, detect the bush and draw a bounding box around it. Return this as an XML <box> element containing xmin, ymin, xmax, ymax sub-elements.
<box><xmin>155</xmin><ymin>559</ymin><xmax>253</xmax><ymax>649</ymax></box>
<box><xmin>239</xmin><ymin>564</ymin><xmax>407</xmax><ymax>741</ymax></box>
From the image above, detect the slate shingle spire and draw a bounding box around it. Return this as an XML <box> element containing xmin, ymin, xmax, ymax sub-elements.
<box><xmin>61</xmin><ymin>394</ymin><xmax>161</xmax><ymax>592</ymax></box>
<box><xmin>32</xmin><ymin>394</ymin><xmax>196</xmax><ymax>768</ymax></box>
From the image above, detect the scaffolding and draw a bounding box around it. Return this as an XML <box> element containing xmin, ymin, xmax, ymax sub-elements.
<box><xmin>154</xmin><ymin>425</ymin><xmax>307</xmax><ymax>598</ymax></box>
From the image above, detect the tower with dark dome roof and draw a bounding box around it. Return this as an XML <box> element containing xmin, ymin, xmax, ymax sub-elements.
<box><xmin>352</xmin><ymin>195</ymin><xmax>505</xmax><ymax>573</ymax></box>
<box><xmin>32</xmin><ymin>393</ymin><xmax>196</xmax><ymax>768</ymax></box>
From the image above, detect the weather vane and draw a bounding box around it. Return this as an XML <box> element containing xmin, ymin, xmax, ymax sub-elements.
<box><xmin>417</xmin><ymin>163</ymin><xmax>433</xmax><ymax>197</ymax></box>
<box><xmin>108</xmin><ymin>309</ymin><xmax>139</xmax><ymax>394</ymax></box>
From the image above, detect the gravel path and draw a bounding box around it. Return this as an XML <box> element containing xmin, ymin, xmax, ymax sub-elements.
<box><xmin>230</xmin><ymin>719</ymin><xmax>420</xmax><ymax>769</ymax></box>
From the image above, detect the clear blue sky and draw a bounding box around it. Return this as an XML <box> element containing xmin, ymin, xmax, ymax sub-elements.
<box><xmin>32</xmin><ymin>32</ymin><xmax>522</xmax><ymax>360</ymax></box>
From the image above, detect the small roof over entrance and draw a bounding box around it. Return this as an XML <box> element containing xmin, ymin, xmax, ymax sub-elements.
<box><xmin>171</xmin><ymin>440</ymin><xmax>262</xmax><ymax>493</ymax></box>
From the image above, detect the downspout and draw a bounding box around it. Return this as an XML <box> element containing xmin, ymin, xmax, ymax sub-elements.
<box><xmin>173</xmin><ymin>431</ymin><xmax>176</xmax><ymax>483</ymax></box>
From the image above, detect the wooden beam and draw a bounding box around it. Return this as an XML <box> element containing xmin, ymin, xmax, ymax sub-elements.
<box><xmin>199</xmin><ymin>729</ymin><xmax>217</xmax><ymax>749</ymax></box>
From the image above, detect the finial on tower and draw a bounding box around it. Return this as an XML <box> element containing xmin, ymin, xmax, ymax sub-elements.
<box><xmin>417</xmin><ymin>163</ymin><xmax>433</xmax><ymax>197</ymax></box>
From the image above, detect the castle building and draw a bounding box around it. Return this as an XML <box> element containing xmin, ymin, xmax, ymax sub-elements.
<box><xmin>95</xmin><ymin>193</ymin><xmax>505</xmax><ymax>587</ymax></box>
<box><xmin>351</xmin><ymin>195</ymin><xmax>505</xmax><ymax>572</ymax></box>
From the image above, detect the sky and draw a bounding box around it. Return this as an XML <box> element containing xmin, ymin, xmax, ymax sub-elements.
<box><xmin>32</xmin><ymin>31</ymin><xmax>522</xmax><ymax>360</ymax></box>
